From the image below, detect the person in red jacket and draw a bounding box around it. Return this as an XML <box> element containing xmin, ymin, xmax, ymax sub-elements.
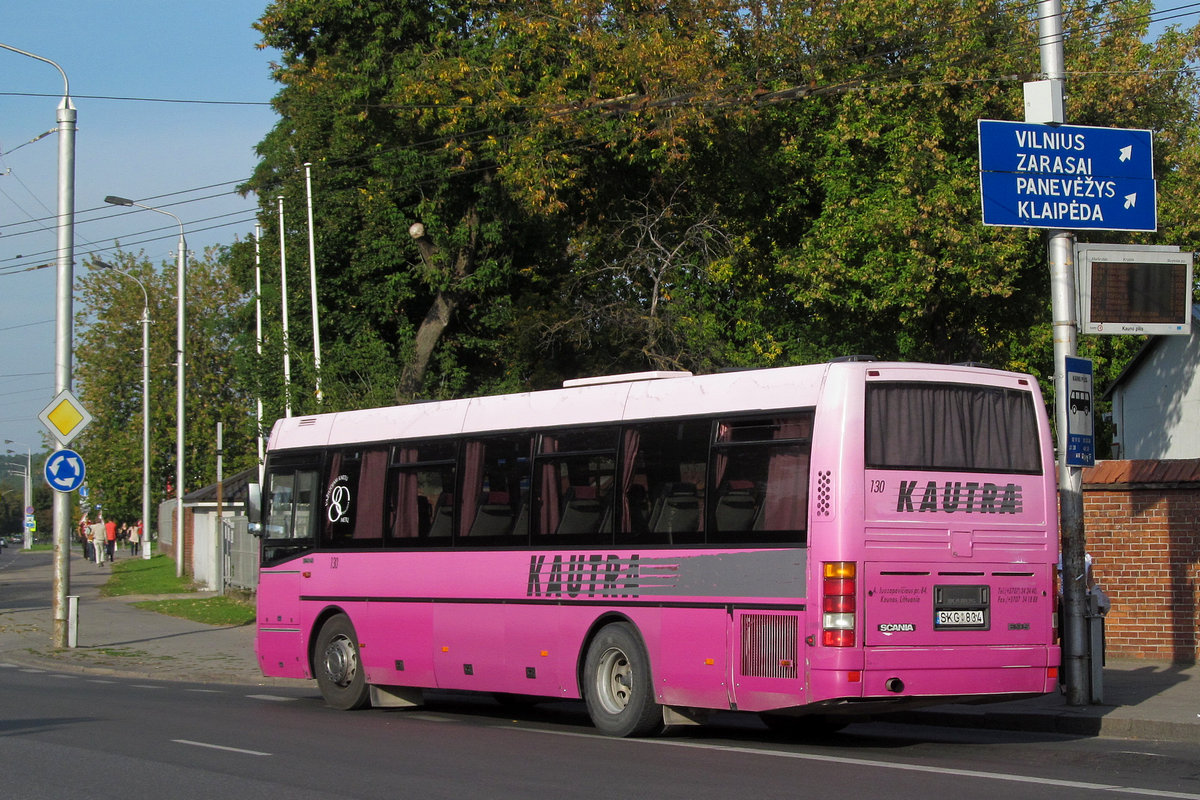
<box><xmin>104</xmin><ymin>518</ymin><xmax>117</xmax><ymax>563</ymax></box>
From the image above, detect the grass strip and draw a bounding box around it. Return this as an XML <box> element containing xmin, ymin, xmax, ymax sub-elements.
<box><xmin>132</xmin><ymin>595</ymin><xmax>255</xmax><ymax>627</ymax></box>
<box><xmin>101</xmin><ymin>553</ymin><xmax>196</xmax><ymax>597</ymax></box>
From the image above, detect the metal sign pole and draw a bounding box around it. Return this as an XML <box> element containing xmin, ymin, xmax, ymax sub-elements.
<box><xmin>1035</xmin><ymin>0</ymin><xmax>1089</xmax><ymax>706</ymax></box>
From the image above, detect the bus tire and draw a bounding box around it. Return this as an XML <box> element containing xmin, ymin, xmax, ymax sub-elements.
<box><xmin>582</xmin><ymin>622</ymin><xmax>663</xmax><ymax>737</ymax></box>
<box><xmin>314</xmin><ymin>614</ymin><xmax>370</xmax><ymax>710</ymax></box>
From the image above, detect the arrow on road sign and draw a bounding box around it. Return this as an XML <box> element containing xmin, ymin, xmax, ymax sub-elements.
<box><xmin>44</xmin><ymin>449</ymin><xmax>86</xmax><ymax>493</ymax></box>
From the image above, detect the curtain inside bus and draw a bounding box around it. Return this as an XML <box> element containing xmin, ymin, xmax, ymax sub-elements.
<box><xmin>865</xmin><ymin>383</ymin><xmax>1041</xmax><ymax>473</ymax></box>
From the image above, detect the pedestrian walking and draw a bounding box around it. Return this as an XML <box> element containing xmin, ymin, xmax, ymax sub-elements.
<box><xmin>105</xmin><ymin>517</ymin><xmax>117</xmax><ymax>563</ymax></box>
<box><xmin>79</xmin><ymin>517</ymin><xmax>91</xmax><ymax>560</ymax></box>
<box><xmin>129</xmin><ymin>521</ymin><xmax>141</xmax><ymax>556</ymax></box>
<box><xmin>90</xmin><ymin>519</ymin><xmax>106</xmax><ymax>566</ymax></box>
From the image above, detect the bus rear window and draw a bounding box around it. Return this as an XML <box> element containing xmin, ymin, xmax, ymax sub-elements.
<box><xmin>865</xmin><ymin>383</ymin><xmax>1042</xmax><ymax>474</ymax></box>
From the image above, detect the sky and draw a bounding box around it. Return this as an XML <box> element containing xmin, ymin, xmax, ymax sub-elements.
<box><xmin>1</xmin><ymin>1</ymin><xmax>279</xmax><ymax>454</ymax></box>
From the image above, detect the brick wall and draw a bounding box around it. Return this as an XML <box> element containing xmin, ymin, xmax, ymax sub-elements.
<box><xmin>1082</xmin><ymin>460</ymin><xmax>1200</xmax><ymax>664</ymax></box>
<box><xmin>169</xmin><ymin>504</ymin><xmax>196</xmax><ymax>578</ymax></box>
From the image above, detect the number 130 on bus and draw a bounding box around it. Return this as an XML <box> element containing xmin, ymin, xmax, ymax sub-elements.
<box><xmin>248</xmin><ymin>360</ymin><xmax>1059</xmax><ymax>737</ymax></box>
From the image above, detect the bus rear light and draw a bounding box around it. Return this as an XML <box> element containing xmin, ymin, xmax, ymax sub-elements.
<box><xmin>822</xmin><ymin>612</ymin><xmax>854</xmax><ymax>630</ymax></box>
<box><xmin>824</xmin><ymin>562</ymin><xmax>856</xmax><ymax>579</ymax></box>
<box><xmin>823</xmin><ymin>577</ymin><xmax>854</xmax><ymax>595</ymax></box>
<box><xmin>823</xmin><ymin>595</ymin><xmax>855</xmax><ymax>614</ymax></box>
<box><xmin>822</xmin><ymin>562</ymin><xmax>857</xmax><ymax>647</ymax></box>
<box><xmin>822</xmin><ymin>630</ymin><xmax>854</xmax><ymax>647</ymax></box>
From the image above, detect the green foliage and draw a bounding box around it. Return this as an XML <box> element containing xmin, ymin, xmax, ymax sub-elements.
<box><xmin>74</xmin><ymin>251</ymin><xmax>258</xmax><ymax>523</ymax></box>
<box><xmin>242</xmin><ymin>0</ymin><xmax>1200</xmax><ymax>420</ymax></box>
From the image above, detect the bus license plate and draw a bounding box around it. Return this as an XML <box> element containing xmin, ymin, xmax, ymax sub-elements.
<box><xmin>936</xmin><ymin>609</ymin><xmax>985</xmax><ymax>627</ymax></box>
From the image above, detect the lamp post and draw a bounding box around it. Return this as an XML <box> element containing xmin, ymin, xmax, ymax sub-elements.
<box><xmin>92</xmin><ymin>260</ymin><xmax>153</xmax><ymax>560</ymax></box>
<box><xmin>3</xmin><ymin>441</ymin><xmax>32</xmax><ymax>550</ymax></box>
<box><xmin>1</xmin><ymin>42</ymin><xmax>77</xmax><ymax>648</ymax></box>
<box><xmin>104</xmin><ymin>196</ymin><xmax>186</xmax><ymax>577</ymax></box>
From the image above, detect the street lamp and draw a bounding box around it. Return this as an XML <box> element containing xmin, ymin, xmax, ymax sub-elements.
<box><xmin>92</xmin><ymin>260</ymin><xmax>153</xmax><ymax>560</ymax></box>
<box><xmin>0</xmin><ymin>42</ymin><xmax>76</xmax><ymax>648</ymax></box>
<box><xmin>3</xmin><ymin>441</ymin><xmax>31</xmax><ymax>550</ymax></box>
<box><xmin>104</xmin><ymin>196</ymin><xmax>186</xmax><ymax>577</ymax></box>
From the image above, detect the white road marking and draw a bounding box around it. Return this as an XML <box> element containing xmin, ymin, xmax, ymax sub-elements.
<box><xmin>172</xmin><ymin>739</ymin><xmax>271</xmax><ymax>757</ymax></box>
<box><xmin>513</xmin><ymin>727</ymin><xmax>1200</xmax><ymax>800</ymax></box>
<box><xmin>246</xmin><ymin>694</ymin><xmax>297</xmax><ymax>702</ymax></box>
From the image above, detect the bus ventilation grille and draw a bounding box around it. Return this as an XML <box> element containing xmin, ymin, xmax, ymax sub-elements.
<box><xmin>815</xmin><ymin>470</ymin><xmax>832</xmax><ymax>517</ymax></box>
<box><xmin>741</xmin><ymin>613</ymin><xmax>798</xmax><ymax>679</ymax></box>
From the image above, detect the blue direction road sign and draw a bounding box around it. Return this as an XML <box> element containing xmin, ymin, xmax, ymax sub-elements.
<box><xmin>978</xmin><ymin>120</ymin><xmax>1156</xmax><ymax>232</ymax></box>
<box><xmin>44</xmin><ymin>448</ymin><xmax>86</xmax><ymax>493</ymax></box>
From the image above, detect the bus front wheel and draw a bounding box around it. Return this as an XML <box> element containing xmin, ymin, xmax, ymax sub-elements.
<box><xmin>582</xmin><ymin>622</ymin><xmax>663</xmax><ymax>737</ymax></box>
<box><xmin>314</xmin><ymin>614</ymin><xmax>370</xmax><ymax>710</ymax></box>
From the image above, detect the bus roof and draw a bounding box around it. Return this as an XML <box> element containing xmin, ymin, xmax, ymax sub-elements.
<box><xmin>266</xmin><ymin>361</ymin><xmax>1030</xmax><ymax>452</ymax></box>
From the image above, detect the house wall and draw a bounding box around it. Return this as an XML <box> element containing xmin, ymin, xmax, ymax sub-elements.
<box><xmin>191</xmin><ymin>509</ymin><xmax>217</xmax><ymax>590</ymax></box>
<box><xmin>1082</xmin><ymin>460</ymin><xmax>1200</xmax><ymax>663</ymax></box>
<box><xmin>1112</xmin><ymin>325</ymin><xmax>1200</xmax><ymax>459</ymax></box>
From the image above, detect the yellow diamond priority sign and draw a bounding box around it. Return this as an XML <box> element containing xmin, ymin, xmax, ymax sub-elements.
<box><xmin>39</xmin><ymin>389</ymin><xmax>93</xmax><ymax>446</ymax></box>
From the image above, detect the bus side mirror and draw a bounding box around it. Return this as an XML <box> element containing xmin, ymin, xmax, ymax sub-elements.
<box><xmin>247</xmin><ymin>483</ymin><xmax>264</xmax><ymax>537</ymax></box>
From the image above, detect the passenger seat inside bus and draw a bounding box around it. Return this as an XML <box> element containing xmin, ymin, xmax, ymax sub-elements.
<box><xmin>468</xmin><ymin>491</ymin><xmax>514</xmax><ymax>536</ymax></box>
<box><xmin>556</xmin><ymin>485</ymin><xmax>607</xmax><ymax>535</ymax></box>
<box><xmin>714</xmin><ymin>480</ymin><xmax>758</xmax><ymax>531</ymax></box>
<box><xmin>648</xmin><ymin>483</ymin><xmax>700</xmax><ymax>534</ymax></box>
<box><xmin>428</xmin><ymin>493</ymin><xmax>453</xmax><ymax>537</ymax></box>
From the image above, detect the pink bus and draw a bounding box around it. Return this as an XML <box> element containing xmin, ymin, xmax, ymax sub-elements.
<box><xmin>252</xmin><ymin>360</ymin><xmax>1060</xmax><ymax>736</ymax></box>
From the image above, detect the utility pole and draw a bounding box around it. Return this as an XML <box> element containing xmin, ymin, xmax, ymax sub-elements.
<box><xmin>304</xmin><ymin>163</ymin><xmax>323</xmax><ymax>405</ymax></box>
<box><xmin>1</xmin><ymin>43</ymin><xmax>76</xmax><ymax>649</ymax></box>
<box><xmin>1033</xmin><ymin>0</ymin><xmax>1089</xmax><ymax>705</ymax></box>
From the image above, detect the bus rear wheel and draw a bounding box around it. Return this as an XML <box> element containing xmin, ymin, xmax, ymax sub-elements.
<box><xmin>582</xmin><ymin>622</ymin><xmax>663</xmax><ymax>737</ymax></box>
<box><xmin>314</xmin><ymin>614</ymin><xmax>370</xmax><ymax>710</ymax></box>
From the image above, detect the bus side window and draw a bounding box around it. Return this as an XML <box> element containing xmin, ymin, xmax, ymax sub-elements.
<box><xmin>710</xmin><ymin>412</ymin><xmax>813</xmax><ymax>546</ymax></box>
<box><xmin>533</xmin><ymin>428</ymin><xmax>616</xmax><ymax>545</ymax></box>
<box><xmin>321</xmin><ymin>448</ymin><xmax>386</xmax><ymax>549</ymax></box>
<box><xmin>460</xmin><ymin>435</ymin><xmax>532</xmax><ymax>544</ymax></box>
<box><xmin>386</xmin><ymin>440</ymin><xmax>456</xmax><ymax>546</ymax></box>
<box><xmin>618</xmin><ymin>420</ymin><xmax>709</xmax><ymax>546</ymax></box>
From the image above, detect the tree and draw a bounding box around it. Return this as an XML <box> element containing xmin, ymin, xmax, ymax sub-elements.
<box><xmin>74</xmin><ymin>250</ymin><xmax>257</xmax><ymax>526</ymax></box>
<box><xmin>244</xmin><ymin>0</ymin><xmax>1200</xmax><ymax>415</ymax></box>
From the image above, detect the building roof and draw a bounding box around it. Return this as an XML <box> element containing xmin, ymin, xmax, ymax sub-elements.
<box><xmin>182</xmin><ymin>466</ymin><xmax>259</xmax><ymax>505</ymax></box>
<box><xmin>1083</xmin><ymin>458</ymin><xmax>1200</xmax><ymax>487</ymax></box>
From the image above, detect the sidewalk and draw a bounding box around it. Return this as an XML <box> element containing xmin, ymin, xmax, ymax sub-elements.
<box><xmin>0</xmin><ymin>547</ymin><xmax>297</xmax><ymax>687</ymax></box>
<box><xmin>1</xmin><ymin>548</ymin><xmax>1197</xmax><ymax>741</ymax></box>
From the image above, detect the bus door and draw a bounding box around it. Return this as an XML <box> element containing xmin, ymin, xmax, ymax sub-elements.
<box><xmin>256</xmin><ymin>464</ymin><xmax>320</xmax><ymax>679</ymax></box>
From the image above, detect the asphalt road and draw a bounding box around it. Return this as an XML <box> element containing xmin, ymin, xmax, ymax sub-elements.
<box><xmin>2</xmin><ymin>661</ymin><xmax>1199</xmax><ymax>800</ymax></box>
